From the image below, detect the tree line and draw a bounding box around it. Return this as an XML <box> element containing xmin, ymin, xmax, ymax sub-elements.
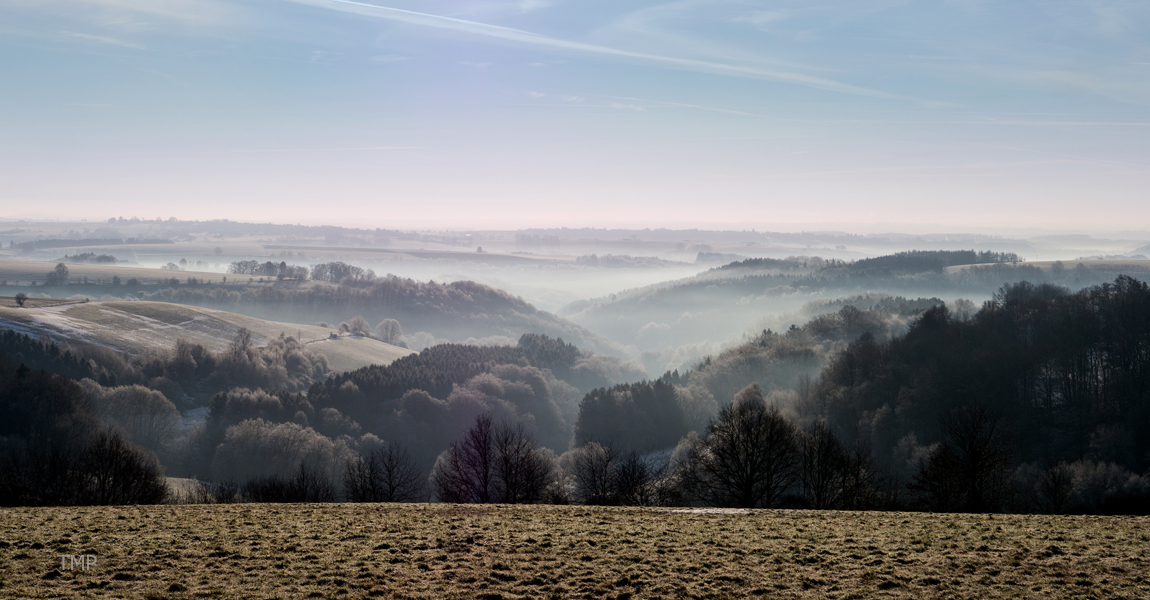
<box><xmin>4</xmin><ymin>275</ymin><xmax>1148</xmax><ymax>514</ymax></box>
<box><xmin>807</xmin><ymin>276</ymin><xmax>1150</xmax><ymax>514</ymax></box>
<box><xmin>135</xmin><ymin>273</ymin><xmax>613</xmax><ymax>355</ymax></box>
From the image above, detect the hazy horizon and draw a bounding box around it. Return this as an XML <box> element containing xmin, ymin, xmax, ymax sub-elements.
<box><xmin>4</xmin><ymin>214</ymin><xmax>1150</xmax><ymax>240</ymax></box>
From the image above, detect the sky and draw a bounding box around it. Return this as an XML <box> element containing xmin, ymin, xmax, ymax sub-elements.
<box><xmin>1</xmin><ymin>0</ymin><xmax>1148</xmax><ymax>232</ymax></box>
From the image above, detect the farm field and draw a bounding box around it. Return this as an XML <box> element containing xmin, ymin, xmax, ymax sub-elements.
<box><xmin>944</xmin><ymin>259</ymin><xmax>1150</xmax><ymax>275</ymax></box>
<box><xmin>0</xmin><ymin>258</ymin><xmax>225</xmax><ymax>286</ymax></box>
<box><xmin>0</xmin><ymin>296</ymin><xmax>87</xmax><ymax>309</ymax></box>
<box><xmin>0</xmin><ymin>504</ymin><xmax>1146</xmax><ymax>600</ymax></box>
<box><xmin>0</xmin><ymin>300</ymin><xmax>413</xmax><ymax>373</ymax></box>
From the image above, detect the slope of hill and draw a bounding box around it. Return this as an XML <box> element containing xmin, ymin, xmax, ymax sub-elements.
<box><xmin>561</xmin><ymin>252</ymin><xmax>1150</xmax><ymax>356</ymax></box>
<box><xmin>136</xmin><ymin>276</ymin><xmax>627</xmax><ymax>357</ymax></box>
<box><xmin>0</xmin><ymin>257</ymin><xmax>622</xmax><ymax>358</ymax></box>
<box><xmin>0</xmin><ymin>300</ymin><xmax>413</xmax><ymax>373</ymax></box>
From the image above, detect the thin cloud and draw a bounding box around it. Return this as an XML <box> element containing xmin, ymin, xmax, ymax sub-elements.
<box><xmin>63</xmin><ymin>31</ymin><xmax>146</xmax><ymax>49</ymax></box>
<box><xmin>285</xmin><ymin>0</ymin><xmax>912</xmax><ymax>99</ymax></box>
<box><xmin>232</xmin><ymin>146</ymin><xmax>424</xmax><ymax>153</ymax></box>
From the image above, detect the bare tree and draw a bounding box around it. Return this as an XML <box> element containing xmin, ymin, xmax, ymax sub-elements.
<box><xmin>346</xmin><ymin>316</ymin><xmax>371</xmax><ymax>337</ymax></box>
<box><xmin>80</xmin><ymin>430</ymin><xmax>168</xmax><ymax>505</ymax></box>
<box><xmin>93</xmin><ymin>384</ymin><xmax>179</xmax><ymax>453</ymax></box>
<box><xmin>242</xmin><ymin>462</ymin><xmax>336</xmax><ymax>503</ymax></box>
<box><xmin>45</xmin><ymin>263</ymin><xmax>69</xmax><ymax>286</ymax></box>
<box><xmin>430</xmin><ymin>414</ymin><xmax>552</xmax><ymax>504</ymax></box>
<box><xmin>569</xmin><ymin>442</ymin><xmax>617</xmax><ymax>504</ymax></box>
<box><xmin>908</xmin><ymin>445</ymin><xmax>964</xmax><ymax>512</ymax></box>
<box><xmin>839</xmin><ymin>440</ymin><xmax>891</xmax><ymax>510</ymax></box>
<box><xmin>910</xmin><ymin>405</ymin><xmax>1013</xmax><ymax>512</ymax></box>
<box><xmin>14</xmin><ymin>292</ymin><xmax>27</xmax><ymax>307</ymax></box>
<box><xmin>1036</xmin><ymin>463</ymin><xmax>1073</xmax><ymax>514</ymax></box>
<box><xmin>375</xmin><ymin>318</ymin><xmax>404</xmax><ymax>345</ymax></box>
<box><xmin>680</xmin><ymin>383</ymin><xmax>799</xmax><ymax>508</ymax></box>
<box><xmin>430</xmin><ymin>414</ymin><xmax>496</xmax><ymax>503</ymax></box>
<box><xmin>344</xmin><ymin>442</ymin><xmax>424</xmax><ymax>502</ymax></box>
<box><xmin>493</xmin><ymin>421</ymin><xmax>553</xmax><ymax>504</ymax></box>
<box><xmin>612</xmin><ymin>452</ymin><xmax>668</xmax><ymax>506</ymax></box>
<box><xmin>798</xmin><ymin>421</ymin><xmax>847</xmax><ymax>509</ymax></box>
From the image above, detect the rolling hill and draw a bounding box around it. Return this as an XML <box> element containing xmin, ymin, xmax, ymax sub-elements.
<box><xmin>0</xmin><ymin>258</ymin><xmax>625</xmax><ymax>358</ymax></box>
<box><xmin>561</xmin><ymin>252</ymin><xmax>1150</xmax><ymax>357</ymax></box>
<box><xmin>0</xmin><ymin>300</ymin><xmax>413</xmax><ymax>373</ymax></box>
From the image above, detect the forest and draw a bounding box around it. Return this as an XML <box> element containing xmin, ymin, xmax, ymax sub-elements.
<box><xmin>1</xmin><ymin>274</ymin><xmax>1148</xmax><ymax>514</ymax></box>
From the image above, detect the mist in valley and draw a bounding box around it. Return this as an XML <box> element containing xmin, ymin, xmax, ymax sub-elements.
<box><xmin>3</xmin><ymin>0</ymin><xmax>1150</xmax><ymax>530</ymax></box>
<box><xmin>4</xmin><ymin>216</ymin><xmax>1150</xmax><ymax>516</ymax></box>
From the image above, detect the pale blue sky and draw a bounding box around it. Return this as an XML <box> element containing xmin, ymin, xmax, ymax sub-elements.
<box><xmin>1</xmin><ymin>0</ymin><xmax>1148</xmax><ymax>231</ymax></box>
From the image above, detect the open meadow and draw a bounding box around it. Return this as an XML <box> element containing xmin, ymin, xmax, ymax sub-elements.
<box><xmin>0</xmin><ymin>300</ymin><xmax>414</xmax><ymax>373</ymax></box>
<box><xmin>0</xmin><ymin>258</ymin><xmax>225</xmax><ymax>287</ymax></box>
<box><xmin>1</xmin><ymin>504</ymin><xmax>1146</xmax><ymax>600</ymax></box>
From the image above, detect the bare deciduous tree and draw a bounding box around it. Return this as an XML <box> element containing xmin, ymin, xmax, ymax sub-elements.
<box><xmin>84</xmin><ymin>382</ymin><xmax>179</xmax><ymax>453</ymax></box>
<box><xmin>431</xmin><ymin>414</ymin><xmax>497</xmax><ymax>503</ymax></box>
<box><xmin>430</xmin><ymin>414</ymin><xmax>553</xmax><ymax>504</ymax></box>
<box><xmin>344</xmin><ymin>442</ymin><xmax>424</xmax><ymax>502</ymax></box>
<box><xmin>611</xmin><ymin>452</ymin><xmax>669</xmax><ymax>507</ymax></box>
<box><xmin>679</xmin><ymin>383</ymin><xmax>799</xmax><ymax>508</ymax></box>
<box><xmin>81</xmin><ymin>430</ymin><xmax>168</xmax><ymax>505</ymax></box>
<box><xmin>910</xmin><ymin>405</ymin><xmax>1013</xmax><ymax>512</ymax></box>
<box><xmin>242</xmin><ymin>462</ymin><xmax>336</xmax><ymax>503</ymax></box>
<box><xmin>798</xmin><ymin>421</ymin><xmax>847</xmax><ymax>509</ymax></box>
<box><xmin>346</xmin><ymin>316</ymin><xmax>371</xmax><ymax>337</ymax></box>
<box><xmin>45</xmin><ymin>263</ymin><xmax>69</xmax><ymax>286</ymax></box>
<box><xmin>494</xmin><ymin>421</ymin><xmax>553</xmax><ymax>504</ymax></box>
<box><xmin>375</xmin><ymin>318</ymin><xmax>404</xmax><ymax>345</ymax></box>
<box><xmin>569</xmin><ymin>442</ymin><xmax>616</xmax><ymax>505</ymax></box>
<box><xmin>1036</xmin><ymin>463</ymin><xmax>1074</xmax><ymax>514</ymax></box>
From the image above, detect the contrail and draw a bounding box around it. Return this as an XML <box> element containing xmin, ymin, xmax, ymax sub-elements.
<box><xmin>287</xmin><ymin>0</ymin><xmax>912</xmax><ymax>100</ymax></box>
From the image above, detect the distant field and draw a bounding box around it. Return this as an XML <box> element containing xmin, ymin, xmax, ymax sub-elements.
<box><xmin>0</xmin><ymin>258</ymin><xmax>224</xmax><ymax>286</ymax></box>
<box><xmin>0</xmin><ymin>296</ymin><xmax>86</xmax><ymax>309</ymax></box>
<box><xmin>0</xmin><ymin>300</ymin><xmax>413</xmax><ymax>373</ymax></box>
<box><xmin>263</xmin><ymin>244</ymin><xmax>578</xmax><ymax>264</ymax></box>
<box><xmin>945</xmin><ymin>259</ymin><xmax>1150</xmax><ymax>274</ymax></box>
<box><xmin>0</xmin><ymin>504</ymin><xmax>1146</xmax><ymax>599</ymax></box>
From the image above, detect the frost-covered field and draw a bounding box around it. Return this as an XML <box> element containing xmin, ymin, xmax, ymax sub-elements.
<box><xmin>0</xmin><ymin>300</ymin><xmax>412</xmax><ymax>373</ymax></box>
<box><xmin>1</xmin><ymin>504</ymin><xmax>1146</xmax><ymax>599</ymax></box>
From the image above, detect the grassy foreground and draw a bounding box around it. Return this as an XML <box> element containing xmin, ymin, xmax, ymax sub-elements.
<box><xmin>1</xmin><ymin>504</ymin><xmax>1146</xmax><ymax>600</ymax></box>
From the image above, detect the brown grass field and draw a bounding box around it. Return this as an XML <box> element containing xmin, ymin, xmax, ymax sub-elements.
<box><xmin>1</xmin><ymin>504</ymin><xmax>1146</xmax><ymax>599</ymax></box>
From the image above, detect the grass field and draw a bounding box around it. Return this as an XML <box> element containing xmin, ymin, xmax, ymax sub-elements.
<box><xmin>0</xmin><ymin>296</ymin><xmax>86</xmax><ymax>309</ymax></box>
<box><xmin>0</xmin><ymin>258</ymin><xmax>225</xmax><ymax>286</ymax></box>
<box><xmin>944</xmin><ymin>259</ymin><xmax>1150</xmax><ymax>274</ymax></box>
<box><xmin>0</xmin><ymin>504</ymin><xmax>1145</xmax><ymax>600</ymax></box>
<box><xmin>0</xmin><ymin>300</ymin><xmax>413</xmax><ymax>373</ymax></box>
